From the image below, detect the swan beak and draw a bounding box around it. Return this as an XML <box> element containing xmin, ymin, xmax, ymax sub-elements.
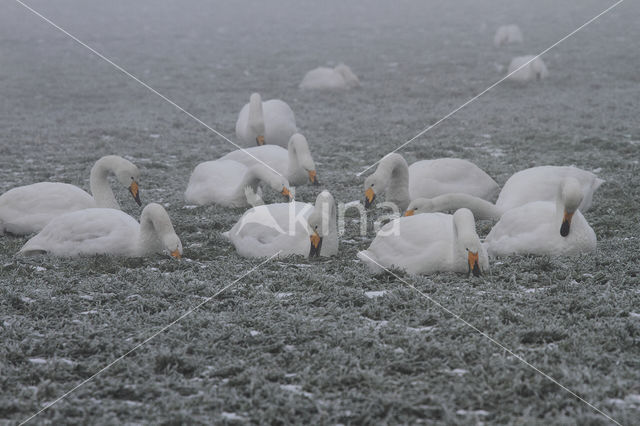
<box><xmin>170</xmin><ymin>249</ymin><xmax>181</xmax><ymax>259</ymax></box>
<box><xmin>560</xmin><ymin>211</ymin><xmax>574</xmax><ymax>237</ymax></box>
<box><xmin>308</xmin><ymin>170</ymin><xmax>319</xmax><ymax>185</ymax></box>
<box><xmin>468</xmin><ymin>251</ymin><xmax>481</xmax><ymax>277</ymax></box>
<box><xmin>256</xmin><ymin>135</ymin><xmax>265</xmax><ymax>146</ymax></box>
<box><xmin>364</xmin><ymin>188</ymin><xmax>375</xmax><ymax>208</ymax></box>
<box><xmin>129</xmin><ymin>181</ymin><xmax>142</xmax><ymax>206</ymax></box>
<box><xmin>281</xmin><ymin>186</ymin><xmax>293</xmax><ymax>201</ymax></box>
<box><xmin>404</xmin><ymin>209</ymin><xmax>415</xmax><ymax>217</ymax></box>
<box><xmin>309</xmin><ymin>231</ymin><xmax>322</xmax><ymax>258</ymax></box>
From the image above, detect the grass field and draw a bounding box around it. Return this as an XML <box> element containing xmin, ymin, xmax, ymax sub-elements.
<box><xmin>1</xmin><ymin>0</ymin><xmax>639</xmax><ymax>424</ymax></box>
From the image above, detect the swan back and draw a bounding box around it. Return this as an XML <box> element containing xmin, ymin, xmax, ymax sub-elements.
<box><xmin>507</xmin><ymin>56</ymin><xmax>548</xmax><ymax>82</ymax></box>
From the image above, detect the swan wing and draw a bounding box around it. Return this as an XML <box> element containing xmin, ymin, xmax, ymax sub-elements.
<box><xmin>219</xmin><ymin>146</ymin><xmax>288</xmax><ymax>175</ymax></box>
<box><xmin>263</xmin><ymin>100</ymin><xmax>298</xmax><ymax>148</ymax></box>
<box><xmin>185</xmin><ymin>160</ymin><xmax>248</xmax><ymax>206</ymax></box>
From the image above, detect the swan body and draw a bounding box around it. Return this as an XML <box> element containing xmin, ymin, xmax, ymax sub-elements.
<box><xmin>494</xmin><ymin>25</ymin><xmax>523</xmax><ymax>46</ymax></box>
<box><xmin>507</xmin><ymin>55</ymin><xmax>548</xmax><ymax>82</ymax></box>
<box><xmin>224</xmin><ymin>191</ymin><xmax>337</xmax><ymax>258</ymax></box>
<box><xmin>0</xmin><ymin>155</ymin><xmax>141</xmax><ymax>236</ymax></box>
<box><xmin>218</xmin><ymin>133</ymin><xmax>318</xmax><ymax>186</ymax></box>
<box><xmin>363</xmin><ymin>153</ymin><xmax>499</xmax><ymax>212</ymax></box>
<box><xmin>19</xmin><ymin>203</ymin><xmax>182</xmax><ymax>258</ymax></box>
<box><xmin>235</xmin><ymin>93</ymin><xmax>298</xmax><ymax>148</ymax></box>
<box><xmin>405</xmin><ymin>166</ymin><xmax>604</xmax><ymax>219</ymax></box>
<box><xmin>299</xmin><ymin>64</ymin><xmax>360</xmax><ymax>90</ymax></box>
<box><xmin>185</xmin><ymin>159</ymin><xmax>291</xmax><ymax>208</ymax></box>
<box><xmin>484</xmin><ymin>178</ymin><xmax>596</xmax><ymax>257</ymax></box>
<box><xmin>358</xmin><ymin>208</ymin><xmax>488</xmax><ymax>276</ymax></box>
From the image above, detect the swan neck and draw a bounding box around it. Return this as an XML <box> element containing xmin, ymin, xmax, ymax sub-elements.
<box><xmin>248</xmin><ymin>94</ymin><xmax>264</xmax><ymax>133</ymax></box>
<box><xmin>377</xmin><ymin>155</ymin><xmax>410</xmax><ymax>210</ymax></box>
<box><xmin>431</xmin><ymin>193</ymin><xmax>502</xmax><ymax>220</ymax></box>
<box><xmin>90</xmin><ymin>157</ymin><xmax>120</xmax><ymax>209</ymax></box>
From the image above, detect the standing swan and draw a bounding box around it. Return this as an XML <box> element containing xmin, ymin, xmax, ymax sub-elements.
<box><xmin>484</xmin><ymin>178</ymin><xmax>596</xmax><ymax>257</ymax></box>
<box><xmin>185</xmin><ymin>160</ymin><xmax>292</xmax><ymax>208</ymax></box>
<box><xmin>224</xmin><ymin>191</ymin><xmax>337</xmax><ymax>258</ymax></box>
<box><xmin>19</xmin><ymin>203</ymin><xmax>182</xmax><ymax>258</ymax></box>
<box><xmin>404</xmin><ymin>165</ymin><xmax>604</xmax><ymax>219</ymax></box>
<box><xmin>358</xmin><ymin>208</ymin><xmax>488</xmax><ymax>276</ymax></box>
<box><xmin>235</xmin><ymin>93</ymin><xmax>298</xmax><ymax>148</ymax></box>
<box><xmin>363</xmin><ymin>153</ymin><xmax>499</xmax><ymax>212</ymax></box>
<box><xmin>218</xmin><ymin>133</ymin><xmax>319</xmax><ymax>186</ymax></box>
<box><xmin>0</xmin><ymin>155</ymin><xmax>141</xmax><ymax>236</ymax></box>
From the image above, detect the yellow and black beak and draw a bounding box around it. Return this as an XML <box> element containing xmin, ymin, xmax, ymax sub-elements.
<box><xmin>256</xmin><ymin>135</ymin><xmax>265</xmax><ymax>146</ymax></box>
<box><xmin>560</xmin><ymin>210</ymin><xmax>574</xmax><ymax>237</ymax></box>
<box><xmin>309</xmin><ymin>231</ymin><xmax>322</xmax><ymax>258</ymax></box>
<box><xmin>129</xmin><ymin>181</ymin><xmax>142</xmax><ymax>206</ymax></box>
<box><xmin>468</xmin><ymin>251</ymin><xmax>481</xmax><ymax>277</ymax></box>
<box><xmin>364</xmin><ymin>187</ymin><xmax>375</xmax><ymax>208</ymax></box>
<box><xmin>308</xmin><ymin>170</ymin><xmax>319</xmax><ymax>185</ymax></box>
<box><xmin>281</xmin><ymin>186</ymin><xmax>293</xmax><ymax>201</ymax></box>
<box><xmin>170</xmin><ymin>249</ymin><xmax>182</xmax><ymax>259</ymax></box>
<box><xmin>404</xmin><ymin>209</ymin><xmax>415</xmax><ymax>217</ymax></box>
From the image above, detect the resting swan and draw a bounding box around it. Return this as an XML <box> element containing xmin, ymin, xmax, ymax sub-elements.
<box><xmin>484</xmin><ymin>177</ymin><xmax>596</xmax><ymax>257</ymax></box>
<box><xmin>185</xmin><ymin>159</ymin><xmax>292</xmax><ymax>208</ymax></box>
<box><xmin>363</xmin><ymin>153</ymin><xmax>499</xmax><ymax>212</ymax></box>
<box><xmin>0</xmin><ymin>155</ymin><xmax>141</xmax><ymax>236</ymax></box>
<box><xmin>494</xmin><ymin>25</ymin><xmax>523</xmax><ymax>46</ymax></box>
<box><xmin>299</xmin><ymin>64</ymin><xmax>360</xmax><ymax>90</ymax></box>
<box><xmin>404</xmin><ymin>165</ymin><xmax>604</xmax><ymax>219</ymax></box>
<box><xmin>507</xmin><ymin>56</ymin><xmax>548</xmax><ymax>82</ymax></box>
<box><xmin>218</xmin><ymin>133</ymin><xmax>319</xmax><ymax>186</ymax></box>
<box><xmin>358</xmin><ymin>208</ymin><xmax>488</xmax><ymax>276</ymax></box>
<box><xmin>19</xmin><ymin>203</ymin><xmax>182</xmax><ymax>258</ymax></box>
<box><xmin>235</xmin><ymin>93</ymin><xmax>298</xmax><ymax>148</ymax></box>
<box><xmin>224</xmin><ymin>191</ymin><xmax>337</xmax><ymax>258</ymax></box>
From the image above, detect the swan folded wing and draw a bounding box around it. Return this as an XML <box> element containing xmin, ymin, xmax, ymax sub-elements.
<box><xmin>409</xmin><ymin>159</ymin><xmax>498</xmax><ymax>200</ymax></box>
<box><xmin>20</xmin><ymin>208</ymin><xmax>139</xmax><ymax>257</ymax></box>
<box><xmin>0</xmin><ymin>183</ymin><xmax>95</xmax><ymax>234</ymax></box>
<box><xmin>485</xmin><ymin>202</ymin><xmax>554</xmax><ymax>256</ymax></box>
<box><xmin>219</xmin><ymin>146</ymin><xmax>286</xmax><ymax>175</ymax></box>
<box><xmin>185</xmin><ymin>160</ymin><xmax>247</xmax><ymax>206</ymax></box>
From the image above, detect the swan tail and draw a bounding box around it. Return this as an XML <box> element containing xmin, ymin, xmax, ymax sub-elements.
<box><xmin>357</xmin><ymin>250</ymin><xmax>384</xmax><ymax>274</ymax></box>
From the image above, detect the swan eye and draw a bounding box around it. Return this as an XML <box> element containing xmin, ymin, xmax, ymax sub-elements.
<box><xmin>314</xmin><ymin>225</ymin><xmax>318</xmax><ymax>229</ymax></box>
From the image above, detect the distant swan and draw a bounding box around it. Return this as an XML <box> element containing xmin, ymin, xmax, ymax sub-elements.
<box><xmin>404</xmin><ymin>166</ymin><xmax>603</xmax><ymax>219</ymax></box>
<box><xmin>185</xmin><ymin>159</ymin><xmax>292</xmax><ymax>208</ymax></box>
<box><xmin>0</xmin><ymin>155</ymin><xmax>141</xmax><ymax>236</ymax></box>
<box><xmin>507</xmin><ymin>56</ymin><xmax>548</xmax><ymax>82</ymax></box>
<box><xmin>484</xmin><ymin>178</ymin><xmax>596</xmax><ymax>257</ymax></box>
<box><xmin>494</xmin><ymin>25</ymin><xmax>523</xmax><ymax>46</ymax></box>
<box><xmin>358</xmin><ymin>208</ymin><xmax>488</xmax><ymax>276</ymax></box>
<box><xmin>224</xmin><ymin>191</ymin><xmax>337</xmax><ymax>258</ymax></box>
<box><xmin>299</xmin><ymin>64</ymin><xmax>360</xmax><ymax>90</ymax></box>
<box><xmin>235</xmin><ymin>93</ymin><xmax>298</xmax><ymax>148</ymax></box>
<box><xmin>19</xmin><ymin>203</ymin><xmax>182</xmax><ymax>258</ymax></box>
<box><xmin>219</xmin><ymin>133</ymin><xmax>319</xmax><ymax>186</ymax></box>
<box><xmin>363</xmin><ymin>153</ymin><xmax>499</xmax><ymax>212</ymax></box>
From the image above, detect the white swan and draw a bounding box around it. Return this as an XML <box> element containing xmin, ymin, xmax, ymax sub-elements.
<box><xmin>19</xmin><ymin>203</ymin><xmax>182</xmax><ymax>258</ymax></box>
<box><xmin>224</xmin><ymin>191</ymin><xmax>337</xmax><ymax>258</ymax></box>
<box><xmin>299</xmin><ymin>64</ymin><xmax>360</xmax><ymax>90</ymax></box>
<box><xmin>404</xmin><ymin>165</ymin><xmax>604</xmax><ymax>219</ymax></box>
<box><xmin>358</xmin><ymin>208</ymin><xmax>489</xmax><ymax>276</ymax></box>
<box><xmin>235</xmin><ymin>93</ymin><xmax>298</xmax><ymax>148</ymax></box>
<box><xmin>363</xmin><ymin>153</ymin><xmax>499</xmax><ymax>212</ymax></box>
<box><xmin>484</xmin><ymin>178</ymin><xmax>596</xmax><ymax>257</ymax></box>
<box><xmin>218</xmin><ymin>133</ymin><xmax>319</xmax><ymax>186</ymax></box>
<box><xmin>507</xmin><ymin>55</ymin><xmax>548</xmax><ymax>82</ymax></box>
<box><xmin>0</xmin><ymin>155</ymin><xmax>141</xmax><ymax>236</ymax></box>
<box><xmin>494</xmin><ymin>25</ymin><xmax>523</xmax><ymax>46</ymax></box>
<box><xmin>185</xmin><ymin>159</ymin><xmax>292</xmax><ymax>208</ymax></box>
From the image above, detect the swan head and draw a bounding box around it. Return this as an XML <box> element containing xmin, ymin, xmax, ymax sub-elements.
<box><xmin>404</xmin><ymin>198</ymin><xmax>435</xmax><ymax>216</ymax></box>
<box><xmin>363</xmin><ymin>175</ymin><xmax>379</xmax><ymax>208</ymax></box>
<box><xmin>289</xmin><ymin>134</ymin><xmax>319</xmax><ymax>185</ymax></box>
<box><xmin>163</xmin><ymin>233</ymin><xmax>183</xmax><ymax>259</ymax></box>
<box><xmin>272</xmin><ymin>176</ymin><xmax>293</xmax><ymax>201</ymax></box>
<box><xmin>307</xmin><ymin>191</ymin><xmax>335</xmax><ymax>258</ymax></box>
<box><xmin>453</xmin><ymin>208</ymin><xmax>486</xmax><ymax>277</ymax></box>
<box><xmin>113</xmin><ymin>160</ymin><xmax>142</xmax><ymax>206</ymax></box>
<box><xmin>559</xmin><ymin>177</ymin><xmax>583</xmax><ymax>237</ymax></box>
<box><xmin>249</xmin><ymin>93</ymin><xmax>265</xmax><ymax>145</ymax></box>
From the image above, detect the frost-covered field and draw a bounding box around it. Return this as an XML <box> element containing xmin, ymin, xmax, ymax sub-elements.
<box><xmin>1</xmin><ymin>0</ymin><xmax>639</xmax><ymax>424</ymax></box>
